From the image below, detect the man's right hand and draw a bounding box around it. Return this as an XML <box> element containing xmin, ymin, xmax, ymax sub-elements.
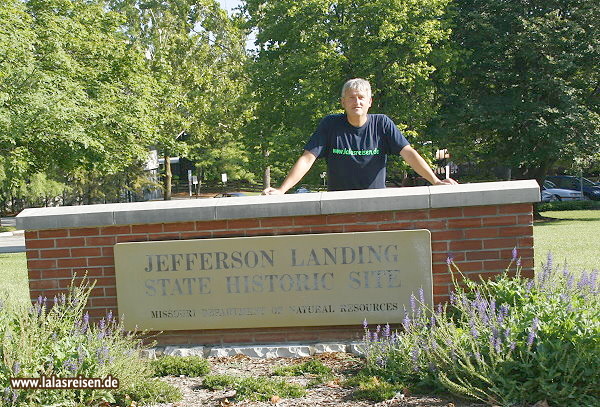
<box><xmin>262</xmin><ymin>187</ymin><xmax>284</xmax><ymax>195</ymax></box>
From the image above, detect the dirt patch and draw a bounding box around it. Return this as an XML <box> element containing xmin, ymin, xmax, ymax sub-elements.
<box><xmin>148</xmin><ymin>353</ymin><xmax>486</xmax><ymax>407</ymax></box>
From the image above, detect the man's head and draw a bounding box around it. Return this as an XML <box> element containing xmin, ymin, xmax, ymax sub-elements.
<box><xmin>340</xmin><ymin>78</ymin><xmax>372</xmax><ymax>126</ymax></box>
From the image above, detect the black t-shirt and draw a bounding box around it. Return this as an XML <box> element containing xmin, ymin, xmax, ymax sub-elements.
<box><xmin>304</xmin><ymin>114</ymin><xmax>410</xmax><ymax>191</ymax></box>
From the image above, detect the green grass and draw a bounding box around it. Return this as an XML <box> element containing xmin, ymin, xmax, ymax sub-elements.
<box><xmin>0</xmin><ymin>226</ymin><xmax>16</xmax><ymax>232</ymax></box>
<box><xmin>534</xmin><ymin>209</ymin><xmax>600</xmax><ymax>273</ymax></box>
<box><xmin>0</xmin><ymin>252</ymin><xmax>29</xmax><ymax>305</ymax></box>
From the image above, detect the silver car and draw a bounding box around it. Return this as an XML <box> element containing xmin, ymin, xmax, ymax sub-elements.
<box><xmin>541</xmin><ymin>180</ymin><xmax>583</xmax><ymax>202</ymax></box>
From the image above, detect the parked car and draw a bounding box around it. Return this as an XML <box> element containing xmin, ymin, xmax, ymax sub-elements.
<box><xmin>541</xmin><ymin>180</ymin><xmax>583</xmax><ymax>202</ymax></box>
<box><xmin>545</xmin><ymin>175</ymin><xmax>600</xmax><ymax>201</ymax></box>
<box><xmin>294</xmin><ymin>186</ymin><xmax>312</xmax><ymax>193</ymax></box>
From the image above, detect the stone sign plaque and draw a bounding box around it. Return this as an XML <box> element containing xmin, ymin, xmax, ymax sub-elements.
<box><xmin>114</xmin><ymin>230</ymin><xmax>432</xmax><ymax>330</ymax></box>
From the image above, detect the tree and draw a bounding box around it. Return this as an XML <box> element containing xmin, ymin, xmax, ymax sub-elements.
<box><xmin>243</xmin><ymin>0</ymin><xmax>454</xmax><ymax>186</ymax></box>
<box><xmin>111</xmin><ymin>0</ymin><xmax>250</xmax><ymax>199</ymax></box>
<box><xmin>430</xmin><ymin>0</ymin><xmax>600</xmax><ymax>184</ymax></box>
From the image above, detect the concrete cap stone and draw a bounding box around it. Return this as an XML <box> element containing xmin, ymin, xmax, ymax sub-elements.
<box><xmin>16</xmin><ymin>180</ymin><xmax>540</xmax><ymax>231</ymax></box>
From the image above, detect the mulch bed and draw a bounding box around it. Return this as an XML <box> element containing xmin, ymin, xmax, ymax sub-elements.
<box><xmin>149</xmin><ymin>353</ymin><xmax>487</xmax><ymax>407</ymax></box>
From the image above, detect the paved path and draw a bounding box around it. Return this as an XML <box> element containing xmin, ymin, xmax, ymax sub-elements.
<box><xmin>0</xmin><ymin>217</ymin><xmax>25</xmax><ymax>253</ymax></box>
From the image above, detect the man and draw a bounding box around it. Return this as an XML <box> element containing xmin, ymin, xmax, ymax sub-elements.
<box><xmin>262</xmin><ymin>78</ymin><xmax>457</xmax><ymax>194</ymax></box>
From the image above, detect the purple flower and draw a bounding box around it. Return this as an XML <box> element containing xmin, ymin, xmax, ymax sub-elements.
<box><xmin>446</xmin><ymin>254</ymin><xmax>454</xmax><ymax>265</ymax></box>
<box><xmin>12</xmin><ymin>362</ymin><xmax>20</xmax><ymax>375</ymax></box>
<box><xmin>418</xmin><ymin>287</ymin><xmax>425</xmax><ymax>304</ymax></box>
<box><xmin>403</xmin><ymin>313</ymin><xmax>411</xmax><ymax>330</ymax></box>
<box><xmin>527</xmin><ymin>317</ymin><xmax>540</xmax><ymax>348</ymax></box>
<box><xmin>363</xmin><ymin>318</ymin><xmax>368</xmax><ymax>329</ymax></box>
<box><xmin>410</xmin><ymin>293</ymin><xmax>416</xmax><ymax>313</ymax></box>
<box><xmin>511</xmin><ymin>247</ymin><xmax>518</xmax><ymax>261</ymax></box>
<box><xmin>383</xmin><ymin>324</ymin><xmax>391</xmax><ymax>338</ymax></box>
<box><xmin>410</xmin><ymin>347</ymin><xmax>420</xmax><ymax>371</ymax></box>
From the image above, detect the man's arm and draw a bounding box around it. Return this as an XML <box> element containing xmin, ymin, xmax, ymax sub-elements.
<box><xmin>400</xmin><ymin>145</ymin><xmax>457</xmax><ymax>185</ymax></box>
<box><xmin>262</xmin><ymin>150</ymin><xmax>317</xmax><ymax>195</ymax></box>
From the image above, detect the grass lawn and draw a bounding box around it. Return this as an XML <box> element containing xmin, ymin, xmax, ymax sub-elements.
<box><xmin>534</xmin><ymin>209</ymin><xmax>600</xmax><ymax>273</ymax></box>
<box><xmin>0</xmin><ymin>252</ymin><xmax>29</xmax><ymax>306</ymax></box>
<box><xmin>1</xmin><ymin>209</ymin><xmax>598</xmax><ymax>307</ymax></box>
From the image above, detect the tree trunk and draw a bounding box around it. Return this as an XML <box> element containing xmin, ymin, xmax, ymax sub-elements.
<box><xmin>164</xmin><ymin>154</ymin><xmax>172</xmax><ymax>200</ymax></box>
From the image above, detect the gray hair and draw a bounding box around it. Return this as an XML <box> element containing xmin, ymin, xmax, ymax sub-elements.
<box><xmin>341</xmin><ymin>78</ymin><xmax>372</xmax><ymax>98</ymax></box>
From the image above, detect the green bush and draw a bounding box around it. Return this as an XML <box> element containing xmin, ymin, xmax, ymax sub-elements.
<box><xmin>361</xmin><ymin>253</ymin><xmax>600</xmax><ymax>406</ymax></box>
<box><xmin>272</xmin><ymin>359</ymin><xmax>334</xmax><ymax>387</ymax></box>
<box><xmin>151</xmin><ymin>355</ymin><xmax>211</xmax><ymax>377</ymax></box>
<box><xmin>0</xmin><ymin>277</ymin><xmax>181</xmax><ymax>406</ymax></box>
<box><xmin>537</xmin><ymin>200</ymin><xmax>600</xmax><ymax>212</ymax></box>
<box><xmin>202</xmin><ymin>374</ymin><xmax>306</xmax><ymax>401</ymax></box>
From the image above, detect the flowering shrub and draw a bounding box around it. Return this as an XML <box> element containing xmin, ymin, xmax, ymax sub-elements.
<box><xmin>362</xmin><ymin>252</ymin><xmax>600</xmax><ymax>406</ymax></box>
<box><xmin>0</xmin><ymin>277</ymin><xmax>181</xmax><ymax>406</ymax></box>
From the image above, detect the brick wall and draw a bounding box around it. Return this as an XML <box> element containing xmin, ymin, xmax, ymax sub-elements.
<box><xmin>24</xmin><ymin>203</ymin><xmax>534</xmax><ymax>346</ymax></box>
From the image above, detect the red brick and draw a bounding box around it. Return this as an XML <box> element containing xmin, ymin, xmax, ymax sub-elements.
<box><xmin>101</xmin><ymin>247</ymin><xmax>114</xmax><ymax>257</ymax></box>
<box><xmin>25</xmin><ymin>231</ymin><xmax>38</xmax><ymax>239</ymax></box>
<box><xmin>343</xmin><ymin>224</ymin><xmax>379</xmax><ymax>233</ymax></box>
<box><xmin>517</xmin><ymin>236</ymin><xmax>534</xmax><ymax>247</ymax></box>
<box><xmin>56</xmin><ymin>237</ymin><xmax>86</xmax><ymax>248</ymax></box>
<box><xmin>254</xmin><ymin>333</ymin><xmax>289</xmax><ymax>343</ymax></box>
<box><xmin>222</xmin><ymin>333</ymin><xmax>256</xmax><ymax>344</ymax></box>
<box><xmin>101</xmin><ymin>225</ymin><xmax>132</xmax><ymax>235</ymax></box>
<box><xmin>69</xmin><ymin>227</ymin><xmax>100</xmax><ymax>237</ymax></box>
<box><xmin>394</xmin><ymin>210</ymin><xmax>428</xmax><ymax>221</ymax></box>
<box><xmin>27</xmin><ymin>239</ymin><xmax>55</xmax><ymax>249</ymax></box>
<box><xmin>90</xmin><ymin>297</ymin><xmax>117</xmax><ymax>307</ymax></box>
<box><xmin>518</xmin><ymin>214</ymin><xmax>533</xmax><ymax>224</ymax></box>
<box><xmin>260</xmin><ymin>217</ymin><xmax>294</xmax><ymax>228</ymax></box>
<box><xmin>57</xmin><ymin>258</ymin><xmax>86</xmax><ymax>268</ymax></box>
<box><xmin>148</xmin><ymin>232</ymin><xmax>182</xmax><ymax>241</ymax></box>
<box><xmin>196</xmin><ymin>220</ymin><xmax>228</xmax><ymax>231</ymax></box>
<box><xmin>42</xmin><ymin>269</ymin><xmax>75</xmax><ymax>279</ymax></box>
<box><xmin>483</xmin><ymin>238</ymin><xmax>520</xmax><ymax>249</ymax></box>
<box><xmin>104</xmin><ymin>287</ymin><xmax>117</xmax><ymax>296</ymax></box>
<box><xmin>433</xmin><ymin>285</ymin><xmax>451</xmax><ymax>295</ymax></box>
<box><xmin>27</xmin><ymin>259</ymin><xmax>57</xmax><ymax>269</ymax></box>
<box><xmin>464</xmin><ymin>228</ymin><xmax>499</xmax><ymax>239</ymax></box>
<box><xmin>431</xmin><ymin>230</ymin><xmax>464</xmax><ymax>241</ymax></box>
<box><xmin>500</xmin><ymin>248</ymin><xmax>534</xmax><ymax>259</ymax></box>
<box><xmin>499</xmin><ymin>203</ymin><xmax>532</xmax><ymax>214</ymax></box>
<box><xmin>433</xmin><ymin>295</ymin><xmax>451</xmax><ymax>305</ymax></box>
<box><xmin>482</xmin><ymin>216</ymin><xmax>517</xmax><ymax>227</ymax></box>
<box><xmin>462</xmin><ymin>206</ymin><xmax>498</xmax><ymax>217</ymax></box>
<box><xmin>309</xmin><ymin>225</ymin><xmax>345</xmax><ymax>234</ymax></box>
<box><xmin>227</xmin><ymin>219</ymin><xmax>260</xmax><ymax>229</ymax></box>
<box><xmin>448</xmin><ymin>218</ymin><xmax>482</xmax><ymax>229</ymax></box>
<box><xmin>429</xmin><ymin>207</ymin><xmax>463</xmax><ymax>219</ymax></box>
<box><xmin>162</xmin><ymin>222</ymin><xmax>194</xmax><ymax>233</ymax></box>
<box><xmin>520</xmin><ymin>268</ymin><xmax>535</xmax><ymax>278</ymax></box>
<box><xmin>431</xmin><ymin>241</ymin><xmax>448</xmax><ymax>252</ymax></box>
<box><xmin>432</xmin><ymin>272</ymin><xmax>456</xmax><ymax>284</ymax></box>
<box><xmin>432</xmin><ymin>263</ymin><xmax>451</xmax><ymax>274</ymax></box>
<box><xmin>38</xmin><ymin>229</ymin><xmax>69</xmax><ymax>238</ymax></box>
<box><xmin>131</xmin><ymin>224</ymin><xmax>163</xmax><ymax>234</ymax></box>
<box><xmin>25</xmin><ymin>250</ymin><xmax>40</xmax><ymax>259</ymax></box>
<box><xmin>326</xmin><ymin>213</ymin><xmax>358</xmax><ymax>224</ymax></box>
<box><xmin>29</xmin><ymin>279</ymin><xmax>58</xmax><ymax>289</ymax></box>
<box><xmin>116</xmin><ymin>234</ymin><xmax>148</xmax><ymax>243</ymax></box>
<box><xmin>452</xmin><ymin>260</ymin><xmax>484</xmax><ymax>272</ymax></box>
<box><xmin>498</xmin><ymin>226</ymin><xmax>533</xmax><ymax>237</ymax></box>
<box><xmin>40</xmin><ymin>249</ymin><xmax>70</xmax><ymax>258</ymax></box>
<box><xmin>179</xmin><ymin>232</ymin><xmax>213</xmax><ymax>239</ymax></box>
<box><xmin>87</xmin><ymin>257</ymin><xmax>114</xmax><ymax>267</ymax></box>
<box><xmin>449</xmin><ymin>240</ymin><xmax>482</xmax><ymax>251</ymax></box>
<box><xmin>413</xmin><ymin>220</ymin><xmax>447</xmax><ymax>230</ymax></box>
<box><xmin>466</xmin><ymin>250</ymin><xmax>500</xmax><ymax>261</ymax></box>
<box><xmin>28</xmin><ymin>269</ymin><xmax>42</xmax><ymax>280</ymax></box>
<box><xmin>86</xmin><ymin>236</ymin><xmax>116</xmax><ymax>246</ymax></box>
<box><xmin>357</xmin><ymin>212</ymin><xmax>395</xmax><ymax>223</ymax></box>
<box><xmin>294</xmin><ymin>215</ymin><xmax>327</xmax><ymax>226</ymax></box>
<box><xmin>378</xmin><ymin>222</ymin><xmax>415</xmax><ymax>231</ymax></box>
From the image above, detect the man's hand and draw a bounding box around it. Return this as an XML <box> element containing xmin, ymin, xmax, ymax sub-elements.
<box><xmin>433</xmin><ymin>178</ymin><xmax>458</xmax><ymax>185</ymax></box>
<box><xmin>262</xmin><ymin>187</ymin><xmax>284</xmax><ymax>195</ymax></box>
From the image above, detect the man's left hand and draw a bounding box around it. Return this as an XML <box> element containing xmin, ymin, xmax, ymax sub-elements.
<box><xmin>434</xmin><ymin>178</ymin><xmax>458</xmax><ymax>185</ymax></box>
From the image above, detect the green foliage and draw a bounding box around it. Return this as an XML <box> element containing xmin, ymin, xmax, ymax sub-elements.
<box><xmin>345</xmin><ymin>373</ymin><xmax>406</xmax><ymax>402</ymax></box>
<box><xmin>113</xmin><ymin>377</ymin><xmax>182</xmax><ymax>406</ymax></box>
<box><xmin>431</xmin><ymin>0</ymin><xmax>600</xmax><ymax>182</ymax></box>
<box><xmin>0</xmin><ymin>276</ymin><xmax>180</xmax><ymax>406</ymax></box>
<box><xmin>537</xmin><ymin>200</ymin><xmax>600</xmax><ymax>212</ymax></box>
<box><xmin>202</xmin><ymin>374</ymin><xmax>306</xmax><ymax>401</ymax></box>
<box><xmin>151</xmin><ymin>355</ymin><xmax>211</xmax><ymax>377</ymax></box>
<box><xmin>361</xmin><ymin>255</ymin><xmax>600</xmax><ymax>406</ymax></box>
<box><xmin>272</xmin><ymin>359</ymin><xmax>333</xmax><ymax>387</ymax></box>
<box><xmin>244</xmin><ymin>0</ymin><xmax>454</xmax><ymax>186</ymax></box>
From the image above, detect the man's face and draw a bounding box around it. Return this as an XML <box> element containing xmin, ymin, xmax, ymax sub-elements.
<box><xmin>341</xmin><ymin>88</ymin><xmax>372</xmax><ymax>119</ymax></box>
